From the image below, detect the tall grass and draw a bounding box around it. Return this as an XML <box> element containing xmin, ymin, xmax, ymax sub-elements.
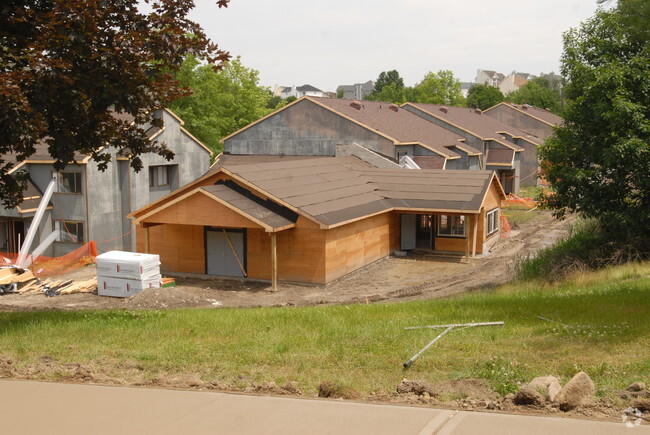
<box><xmin>513</xmin><ymin>218</ymin><xmax>647</xmax><ymax>281</ymax></box>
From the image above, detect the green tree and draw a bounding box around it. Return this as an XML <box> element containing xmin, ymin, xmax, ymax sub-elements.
<box><xmin>365</xmin><ymin>83</ymin><xmax>415</xmax><ymax>104</ymax></box>
<box><xmin>0</xmin><ymin>0</ymin><xmax>231</xmax><ymax>207</ymax></box>
<box><xmin>539</xmin><ymin>2</ymin><xmax>650</xmax><ymax>240</ymax></box>
<box><xmin>267</xmin><ymin>94</ymin><xmax>283</xmax><ymax>110</ymax></box>
<box><xmin>374</xmin><ymin>70</ymin><xmax>404</xmax><ymax>93</ymax></box>
<box><xmin>415</xmin><ymin>70</ymin><xmax>465</xmax><ymax>106</ymax></box>
<box><xmin>507</xmin><ymin>77</ymin><xmax>564</xmax><ymax>114</ymax></box>
<box><xmin>466</xmin><ymin>84</ymin><xmax>505</xmax><ymax>110</ymax></box>
<box><xmin>170</xmin><ymin>56</ymin><xmax>272</xmax><ymax>154</ymax></box>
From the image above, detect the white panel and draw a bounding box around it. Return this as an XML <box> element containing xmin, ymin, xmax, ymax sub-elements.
<box><xmin>400</xmin><ymin>214</ymin><xmax>416</xmax><ymax>250</ymax></box>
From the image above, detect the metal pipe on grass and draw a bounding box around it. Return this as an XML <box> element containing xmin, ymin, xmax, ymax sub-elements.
<box><xmin>403</xmin><ymin>321</ymin><xmax>505</xmax><ymax>368</ymax></box>
<box><xmin>403</xmin><ymin>326</ymin><xmax>454</xmax><ymax>368</ymax></box>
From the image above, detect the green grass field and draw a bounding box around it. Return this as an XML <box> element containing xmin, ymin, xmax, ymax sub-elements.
<box><xmin>1</xmin><ymin>262</ymin><xmax>648</xmax><ymax>399</ymax></box>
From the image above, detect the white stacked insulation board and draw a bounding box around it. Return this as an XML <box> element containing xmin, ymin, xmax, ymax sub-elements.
<box><xmin>97</xmin><ymin>275</ymin><xmax>162</xmax><ymax>298</ymax></box>
<box><xmin>96</xmin><ymin>251</ymin><xmax>161</xmax><ymax>298</ymax></box>
<box><xmin>96</xmin><ymin>251</ymin><xmax>160</xmax><ymax>280</ymax></box>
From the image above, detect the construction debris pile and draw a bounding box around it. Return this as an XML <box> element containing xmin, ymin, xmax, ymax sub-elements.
<box><xmin>0</xmin><ymin>267</ymin><xmax>96</xmax><ymax>297</ymax></box>
<box><xmin>96</xmin><ymin>251</ymin><xmax>162</xmax><ymax>298</ymax></box>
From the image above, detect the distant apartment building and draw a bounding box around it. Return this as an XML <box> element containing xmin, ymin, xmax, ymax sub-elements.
<box><xmin>499</xmin><ymin>72</ymin><xmax>535</xmax><ymax>94</ymax></box>
<box><xmin>475</xmin><ymin>70</ymin><xmax>505</xmax><ymax>87</ymax></box>
<box><xmin>274</xmin><ymin>84</ymin><xmax>325</xmax><ymax>99</ymax></box>
<box><xmin>336</xmin><ymin>80</ymin><xmax>375</xmax><ymax>100</ymax></box>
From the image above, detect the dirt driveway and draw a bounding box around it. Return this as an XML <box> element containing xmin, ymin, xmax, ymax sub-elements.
<box><xmin>0</xmin><ymin>211</ymin><xmax>572</xmax><ymax>312</ymax></box>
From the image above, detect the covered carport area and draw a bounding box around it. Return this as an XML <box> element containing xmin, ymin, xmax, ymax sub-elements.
<box><xmin>132</xmin><ymin>181</ymin><xmax>296</xmax><ymax>290</ymax></box>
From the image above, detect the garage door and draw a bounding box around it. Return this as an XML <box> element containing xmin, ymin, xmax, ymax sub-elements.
<box><xmin>206</xmin><ymin>229</ymin><xmax>246</xmax><ymax>277</ymax></box>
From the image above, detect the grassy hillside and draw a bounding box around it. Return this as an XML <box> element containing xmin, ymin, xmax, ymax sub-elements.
<box><xmin>1</xmin><ymin>262</ymin><xmax>648</xmax><ymax>400</ymax></box>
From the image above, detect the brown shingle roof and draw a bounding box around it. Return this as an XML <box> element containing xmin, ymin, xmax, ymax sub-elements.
<box><xmin>308</xmin><ymin>97</ymin><xmax>465</xmax><ymax>158</ymax></box>
<box><xmin>223</xmin><ymin>157</ymin><xmax>500</xmax><ymax>227</ymax></box>
<box><xmin>404</xmin><ymin>103</ymin><xmax>538</xmax><ymax>149</ymax></box>
<box><xmin>1</xmin><ymin>109</ymin><xmax>180</xmax><ymax>168</ymax></box>
<box><xmin>200</xmin><ymin>184</ymin><xmax>295</xmax><ymax>231</ymax></box>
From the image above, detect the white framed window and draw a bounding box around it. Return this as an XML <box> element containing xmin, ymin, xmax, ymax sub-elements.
<box><xmin>56</xmin><ymin>171</ymin><xmax>82</xmax><ymax>194</ymax></box>
<box><xmin>58</xmin><ymin>221</ymin><xmax>85</xmax><ymax>243</ymax></box>
<box><xmin>149</xmin><ymin>165</ymin><xmax>170</xmax><ymax>188</ymax></box>
<box><xmin>486</xmin><ymin>208</ymin><xmax>499</xmax><ymax>237</ymax></box>
<box><xmin>437</xmin><ymin>215</ymin><xmax>466</xmax><ymax>238</ymax></box>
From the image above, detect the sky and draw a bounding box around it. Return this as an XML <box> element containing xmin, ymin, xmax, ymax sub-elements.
<box><xmin>189</xmin><ymin>0</ymin><xmax>603</xmax><ymax>92</ymax></box>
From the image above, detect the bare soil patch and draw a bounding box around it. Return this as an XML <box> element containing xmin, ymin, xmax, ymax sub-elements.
<box><xmin>0</xmin><ymin>211</ymin><xmax>572</xmax><ymax>312</ymax></box>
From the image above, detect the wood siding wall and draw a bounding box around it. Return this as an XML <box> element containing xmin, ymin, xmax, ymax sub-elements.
<box><xmin>143</xmin><ymin>191</ymin><xmax>264</xmax><ymax>229</ymax></box>
<box><xmin>136</xmin><ymin>224</ymin><xmax>205</xmax><ymax>274</ymax></box>
<box><xmin>248</xmin><ymin>217</ymin><xmax>327</xmax><ymax>284</ymax></box>
<box><xmin>325</xmin><ymin>212</ymin><xmax>399</xmax><ymax>283</ymax></box>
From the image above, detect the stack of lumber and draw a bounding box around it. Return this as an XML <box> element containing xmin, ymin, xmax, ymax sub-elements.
<box><xmin>18</xmin><ymin>278</ymin><xmax>97</xmax><ymax>296</ymax></box>
<box><xmin>0</xmin><ymin>267</ymin><xmax>35</xmax><ymax>285</ymax></box>
<box><xmin>96</xmin><ymin>251</ymin><xmax>161</xmax><ymax>298</ymax></box>
<box><xmin>0</xmin><ymin>266</ymin><xmax>97</xmax><ymax>296</ymax></box>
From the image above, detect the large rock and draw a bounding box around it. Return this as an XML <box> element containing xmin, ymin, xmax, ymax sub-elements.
<box><xmin>556</xmin><ymin>372</ymin><xmax>595</xmax><ymax>411</ymax></box>
<box><xmin>527</xmin><ymin>376</ymin><xmax>562</xmax><ymax>403</ymax></box>
<box><xmin>514</xmin><ymin>387</ymin><xmax>546</xmax><ymax>406</ymax></box>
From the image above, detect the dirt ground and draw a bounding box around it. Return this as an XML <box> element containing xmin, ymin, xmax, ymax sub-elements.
<box><xmin>0</xmin><ymin>211</ymin><xmax>572</xmax><ymax>312</ymax></box>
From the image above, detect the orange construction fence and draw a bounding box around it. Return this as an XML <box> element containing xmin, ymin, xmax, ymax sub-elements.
<box><xmin>0</xmin><ymin>241</ymin><xmax>97</xmax><ymax>278</ymax></box>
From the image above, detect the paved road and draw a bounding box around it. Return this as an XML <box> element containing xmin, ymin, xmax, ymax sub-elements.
<box><xmin>1</xmin><ymin>380</ymin><xmax>646</xmax><ymax>434</ymax></box>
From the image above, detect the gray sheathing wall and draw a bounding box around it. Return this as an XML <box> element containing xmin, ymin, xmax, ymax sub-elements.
<box><xmin>118</xmin><ymin>161</ymin><xmax>132</xmax><ymax>250</ymax></box>
<box><xmin>513</xmin><ymin>153</ymin><xmax>521</xmax><ymax>193</ymax></box>
<box><xmin>0</xmin><ymin>206</ymin><xmax>21</xmax><ymax>219</ymax></box>
<box><xmin>85</xmin><ymin>149</ymin><xmax>124</xmax><ymax>254</ymax></box>
<box><xmin>484</xmin><ymin>105</ymin><xmax>554</xmax><ymax>140</ymax></box>
<box><xmin>469</xmin><ymin>155</ymin><xmax>481</xmax><ymax>170</ymax></box>
<box><xmin>127</xmin><ymin>110</ymin><xmax>210</xmax><ymax>251</ymax></box>
<box><xmin>29</xmin><ymin>164</ymin><xmax>88</xmax><ymax>256</ymax></box>
<box><xmin>224</xmin><ymin>99</ymin><xmax>396</xmax><ymax>157</ymax></box>
<box><xmin>513</xmin><ymin>139</ymin><xmax>539</xmax><ymax>187</ymax></box>
<box><xmin>129</xmin><ymin>110</ymin><xmax>210</xmax><ymax>216</ymax></box>
<box><xmin>444</xmin><ymin>147</ymin><xmax>474</xmax><ymax>170</ymax></box>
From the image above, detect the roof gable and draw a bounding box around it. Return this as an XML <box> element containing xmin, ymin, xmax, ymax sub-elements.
<box><xmin>484</xmin><ymin>103</ymin><xmax>563</xmax><ymax>127</ymax></box>
<box><xmin>403</xmin><ymin>103</ymin><xmax>539</xmax><ymax>149</ymax></box>
<box><xmin>308</xmin><ymin>97</ymin><xmax>465</xmax><ymax>157</ymax></box>
<box><xmin>222</xmin><ymin>97</ymin><xmax>465</xmax><ymax>159</ymax></box>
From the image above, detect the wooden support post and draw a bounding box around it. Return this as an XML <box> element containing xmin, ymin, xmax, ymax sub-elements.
<box><xmin>465</xmin><ymin>216</ymin><xmax>470</xmax><ymax>263</ymax></box>
<box><xmin>144</xmin><ymin>226</ymin><xmax>150</xmax><ymax>254</ymax></box>
<box><xmin>271</xmin><ymin>232</ymin><xmax>278</xmax><ymax>291</ymax></box>
<box><xmin>472</xmin><ymin>213</ymin><xmax>479</xmax><ymax>258</ymax></box>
